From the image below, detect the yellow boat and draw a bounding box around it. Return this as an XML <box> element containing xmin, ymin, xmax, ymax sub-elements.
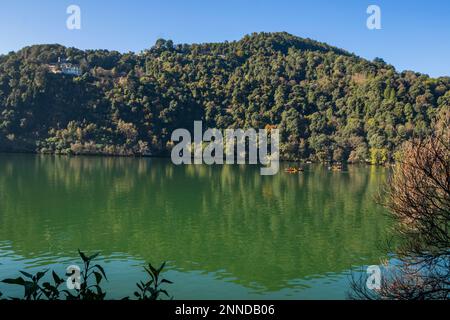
<box><xmin>285</xmin><ymin>167</ymin><xmax>304</xmax><ymax>173</ymax></box>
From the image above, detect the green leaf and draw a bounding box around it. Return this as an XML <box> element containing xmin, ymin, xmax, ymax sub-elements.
<box><xmin>19</xmin><ymin>271</ymin><xmax>33</xmax><ymax>279</ymax></box>
<box><xmin>144</xmin><ymin>267</ymin><xmax>156</xmax><ymax>281</ymax></box>
<box><xmin>94</xmin><ymin>264</ymin><xmax>108</xmax><ymax>281</ymax></box>
<box><xmin>160</xmin><ymin>289</ymin><xmax>170</xmax><ymax>297</ymax></box>
<box><xmin>89</xmin><ymin>252</ymin><xmax>100</xmax><ymax>261</ymax></box>
<box><xmin>52</xmin><ymin>271</ymin><xmax>63</xmax><ymax>284</ymax></box>
<box><xmin>78</xmin><ymin>249</ymin><xmax>88</xmax><ymax>262</ymax></box>
<box><xmin>94</xmin><ymin>284</ymin><xmax>104</xmax><ymax>296</ymax></box>
<box><xmin>145</xmin><ymin>279</ymin><xmax>154</xmax><ymax>287</ymax></box>
<box><xmin>35</xmin><ymin>270</ymin><xmax>48</xmax><ymax>282</ymax></box>
<box><xmin>62</xmin><ymin>290</ymin><xmax>78</xmax><ymax>300</ymax></box>
<box><xmin>42</xmin><ymin>282</ymin><xmax>57</xmax><ymax>298</ymax></box>
<box><xmin>161</xmin><ymin>279</ymin><xmax>173</xmax><ymax>284</ymax></box>
<box><xmin>148</xmin><ymin>263</ymin><xmax>158</xmax><ymax>275</ymax></box>
<box><xmin>2</xmin><ymin>277</ymin><xmax>26</xmax><ymax>286</ymax></box>
<box><xmin>24</xmin><ymin>281</ymin><xmax>37</xmax><ymax>299</ymax></box>
<box><xmin>157</xmin><ymin>261</ymin><xmax>166</xmax><ymax>274</ymax></box>
<box><xmin>93</xmin><ymin>271</ymin><xmax>102</xmax><ymax>285</ymax></box>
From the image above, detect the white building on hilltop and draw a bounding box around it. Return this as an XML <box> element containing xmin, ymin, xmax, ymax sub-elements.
<box><xmin>60</xmin><ymin>63</ymin><xmax>82</xmax><ymax>76</ymax></box>
<box><xmin>47</xmin><ymin>57</ymin><xmax>82</xmax><ymax>76</ymax></box>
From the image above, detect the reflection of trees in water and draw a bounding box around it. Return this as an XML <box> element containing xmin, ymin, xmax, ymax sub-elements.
<box><xmin>0</xmin><ymin>155</ymin><xmax>392</xmax><ymax>291</ymax></box>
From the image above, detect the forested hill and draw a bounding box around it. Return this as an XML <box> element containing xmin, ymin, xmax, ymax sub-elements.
<box><xmin>0</xmin><ymin>32</ymin><xmax>448</xmax><ymax>163</ymax></box>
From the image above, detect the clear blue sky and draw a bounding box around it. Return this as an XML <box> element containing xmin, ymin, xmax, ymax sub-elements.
<box><xmin>1</xmin><ymin>0</ymin><xmax>449</xmax><ymax>77</ymax></box>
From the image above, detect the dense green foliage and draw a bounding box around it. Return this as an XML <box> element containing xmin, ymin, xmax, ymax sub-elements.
<box><xmin>0</xmin><ymin>32</ymin><xmax>448</xmax><ymax>163</ymax></box>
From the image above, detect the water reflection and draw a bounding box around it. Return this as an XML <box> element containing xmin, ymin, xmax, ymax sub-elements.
<box><xmin>0</xmin><ymin>154</ymin><xmax>392</xmax><ymax>298</ymax></box>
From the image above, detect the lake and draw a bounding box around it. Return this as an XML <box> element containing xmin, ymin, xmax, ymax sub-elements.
<box><xmin>0</xmin><ymin>154</ymin><xmax>393</xmax><ymax>299</ymax></box>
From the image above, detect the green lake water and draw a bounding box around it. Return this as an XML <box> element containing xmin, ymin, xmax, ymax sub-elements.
<box><xmin>0</xmin><ymin>154</ymin><xmax>393</xmax><ymax>299</ymax></box>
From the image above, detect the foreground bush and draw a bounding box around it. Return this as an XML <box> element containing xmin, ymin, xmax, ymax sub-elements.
<box><xmin>350</xmin><ymin>113</ymin><xmax>449</xmax><ymax>299</ymax></box>
<box><xmin>0</xmin><ymin>250</ymin><xmax>172</xmax><ymax>300</ymax></box>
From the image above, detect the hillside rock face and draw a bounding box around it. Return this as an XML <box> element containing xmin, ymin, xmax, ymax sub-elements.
<box><xmin>0</xmin><ymin>32</ymin><xmax>448</xmax><ymax>163</ymax></box>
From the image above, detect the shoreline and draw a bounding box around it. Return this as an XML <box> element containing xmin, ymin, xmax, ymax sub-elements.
<box><xmin>0</xmin><ymin>151</ymin><xmax>392</xmax><ymax>167</ymax></box>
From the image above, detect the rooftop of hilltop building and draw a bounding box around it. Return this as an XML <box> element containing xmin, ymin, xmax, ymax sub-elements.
<box><xmin>46</xmin><ymin>56</ymin><xmax>82</xmax><ymax>76</ymax></box>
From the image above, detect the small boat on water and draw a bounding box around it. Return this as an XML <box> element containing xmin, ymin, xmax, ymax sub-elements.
<box><xmin>285</xmin><ymin>167</ymin><xmax>304</xmax><ymax>174</ymax></box>
<box><xmin>329</xmin><ymin>163</ymin><xmax>343</xmax><ymax>171</ymax></box>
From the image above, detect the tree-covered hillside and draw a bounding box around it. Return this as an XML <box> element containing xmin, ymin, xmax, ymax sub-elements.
<box><xmin>0</xmin><ymin>32</ymin><xmax>448</xmax><ymax>163</ymax></box>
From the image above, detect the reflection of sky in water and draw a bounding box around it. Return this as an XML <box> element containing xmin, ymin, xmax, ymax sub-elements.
<box><xmin>0</xmin><ymin>155</ymin><xmax>394</xmax><ymax>299</ymax></box>
<box><xmin>0</xmin><ymin>247</ymin><xmax>369</xmax><ymax>299</ymax></box>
